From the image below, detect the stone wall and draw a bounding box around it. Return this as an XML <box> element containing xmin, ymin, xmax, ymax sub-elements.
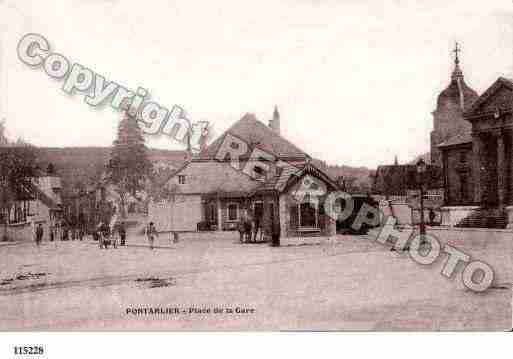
<box><xmin>440</xmin><ymin>206</ymin><xmax>479</xmax><ymax>227</ymax></box>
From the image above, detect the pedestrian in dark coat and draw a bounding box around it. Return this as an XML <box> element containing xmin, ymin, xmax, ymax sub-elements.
<box><xmin>118</xmin><ymin>223</ymin><xmax>126</xmax><ymax>246</ymax></box>
<box><xmin>35</xmin><ymin>223</ymin><xmax>44</xmax><ymax>246</ymax></box>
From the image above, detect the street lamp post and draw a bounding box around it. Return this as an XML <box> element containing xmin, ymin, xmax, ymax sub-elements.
<box><xmin>416</xmin><ymin>159</ymin><xmax>427</xmax><ymax>243</ymax></box>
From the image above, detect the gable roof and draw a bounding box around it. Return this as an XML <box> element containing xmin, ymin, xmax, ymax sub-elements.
<box><xmin>463</xmin><ymin>77</ymin><xmax>513</xmax><ymax>118</ymax></box>
<box><xmin>252</xmin><ymin>161</ymin><xmax>340</xmax><ymax>195</ymax></box>
<box><xmin>199</xmin><ymin>113</ymin><xmax>309</xmax><ymax>161</ymax></box>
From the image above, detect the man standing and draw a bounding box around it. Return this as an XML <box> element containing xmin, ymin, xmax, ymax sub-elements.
<box><xmin>429</xmin><ymin>209</ymin><xmax>436</xmax><ymax>226</ymax></box>
<box><xmin>271</xmin><ymin>214</ymin><xmax>281</xmax><ymax>247</ymax></box>
<box><xmin>252</xmin><ymin>216</ymin><xmax>261</xmax><ymax>243</ymax></box>
<box><xmin>35</xmin><ymin>223</ymin><xmax>43</xmax><ymax>246</ymax></box>
<box><xmin>146</xmin><ymin>222</ymin><xmax>158</xmax><ymax>250</ymax></box>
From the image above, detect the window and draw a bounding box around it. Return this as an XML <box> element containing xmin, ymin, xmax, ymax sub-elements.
<box><xmin>228</xmin><ymin>203</ymin><xmax>238</xmax><ymax>221</ymax></box>
<box><xmin>459</xmin><ymin>151</ymin><xmax>467</xmax><ymax>163</ymax></box>
<box><xmin>178</xmin><ymin>175</ymin><xmax>186</xmax><ymax>184</ymax></box>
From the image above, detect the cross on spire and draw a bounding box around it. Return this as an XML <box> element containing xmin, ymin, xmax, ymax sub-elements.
<box><xmin>453</xmin><ymin>41</ymin><xmax>461</xmax><ymax>65</ymax></box>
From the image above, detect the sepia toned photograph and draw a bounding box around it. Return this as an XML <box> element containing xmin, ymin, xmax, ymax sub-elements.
<box><xmin>0</xmin><ymin>0</ymin><xmax>512</xmax><ymax>333</ymax></box>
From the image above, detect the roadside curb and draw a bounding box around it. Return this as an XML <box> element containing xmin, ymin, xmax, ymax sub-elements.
<box><xmin>397</xmin><ymin>225</ymin><xmax>513</xmax><ymax>234</ymax></box>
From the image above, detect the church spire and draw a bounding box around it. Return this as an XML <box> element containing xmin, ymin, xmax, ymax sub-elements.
<box><xmin>451</xmin><ymin>41</ymin><xmax>463</xmax><ymax>80</ymax></box>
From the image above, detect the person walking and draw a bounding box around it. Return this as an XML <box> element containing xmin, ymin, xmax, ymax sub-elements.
<box><xmin>49</xmin><ymin>224</ymin><xmax>55</xmax><ymax>242</ymax></box>
<box><xmin>62</xmin><ymin>223</ymin><xmax>68</xmax><ymax>241</ymax></box>
<box><xmin>252</xmin><ymin>216</ymin><xmax>261</xmax><ymax>243</ymax></box>
<box><xmin>146</xmin><ymin>222</ymin><xmax>158</xmax><ymax>250</ymax></box>
<box><xmin>118</xmin><ymin>223</ymin><xmax>126</xmax><ymax>246</ymax></box>
<box><xmin>271</xmin><ymin>215</ymin><xmax>281</xmax><ymax>247</ymax></box>
<box><xmin>171</xmin><ymin>231</ymin><xmax>179</xmax><ymax>244</ymax></box>
<box><xmin>35</xmin><ymin>223</ymin><xmax>43</xmax><ymax>246</ymax></box>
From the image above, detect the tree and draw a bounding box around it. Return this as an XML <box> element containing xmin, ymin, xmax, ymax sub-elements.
<box><xmin>0</xmin><ymin>144</ymin><xmax>37</xmax><ymax>240</ymax></box>
<box><xmin>0</xmin><ymin>119</ymin><xmax>8</xmax><ymax>146</ymax></box>
<box><xmin>106</xmin><ymin>109</ymin><xmax>152</xmax><ymax>218</ymax></box>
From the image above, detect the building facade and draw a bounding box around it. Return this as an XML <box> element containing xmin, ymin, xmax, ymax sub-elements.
<box><xmin>438</xmin><ymin>65</ymin><xmax>513</xmax><ymax>227</ymax></box>
<box><xmin>149</xmin><ymin>109</ymin><xmax>339</xmax><ymax>238</ymax></box>
<box><xmin>3</xmin><ymin>174</ymin><xmax>62</xmax><ymax>241</ymax></box>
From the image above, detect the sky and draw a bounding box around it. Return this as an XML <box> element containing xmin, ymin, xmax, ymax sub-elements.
<box><xmin>1</xmin><ymin>0</ymin><xmax>513</xmax><ymax>168</ymax></box>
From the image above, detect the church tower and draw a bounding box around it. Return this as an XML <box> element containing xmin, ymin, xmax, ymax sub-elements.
<box><xmin>269</xmin><ymin>105</ymin><xmax>281</xmax><ymax>134</ymax></box>
<box><xmin>430</xmin><ymin>43</ymin><xmax>478</xmax><ymax>167</ymax></box>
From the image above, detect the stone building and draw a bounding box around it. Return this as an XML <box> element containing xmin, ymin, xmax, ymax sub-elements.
<box><xmin>437</xmin><ymin>50</ymin><xmax>513</xmax><ymax>227</ymax></box>
<box><xmin>149</xmin><ymin>108</ymin><xmax>339</xmax><ymax>238</ymax></box>
<box><xmin>3</xmin><ymin>172</ymin><xmax>63</xmax><ymax>242</ymax></box>
<box><xmin>431</xmin><ymin>44</ymin><xmax>479</xmax><ymax>168</ymax></box>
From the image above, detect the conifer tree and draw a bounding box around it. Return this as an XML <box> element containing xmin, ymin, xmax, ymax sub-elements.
<box><xmin>107</xmin><ymin>109</ymin><xmax>152</xmax><ymax>199</ymax></box>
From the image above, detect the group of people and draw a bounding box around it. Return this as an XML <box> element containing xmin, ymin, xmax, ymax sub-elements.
<box><xmin>32</xmin><ymin>218</ymin><xmax>164</xmax><ymax>250</ymax></box>
<box><xmin>32</xmin><ymin>221</ymin><xmax>84</xmax><ymax>246</ymax></box>
<box><xmin>236</xmin><ymin>212</ymin><xmax>280</xmax><ymax>246</ymax></box>
<box><xmin>94</xmin><ymin>222</ymin><xmax>127</xmax><ymax>249</ymax></box>
<box><xmin>236</xmin><ymin>213</ymin><xmax>261</xmax><ymax>243</ymax></box>
<box><xmin>48</xmin><ymin>222</ymin><xmax>85</xmax><ymax>242</ymax></box>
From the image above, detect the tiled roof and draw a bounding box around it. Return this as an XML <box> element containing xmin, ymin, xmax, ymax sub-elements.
<box><xmin>372</xmin><ymin>164</ymin><xmax>442</xmax><ymax>194</ymax></box>
<box><xmin>199</xmin><ymin>113</ymin><xmax>309</xmax><ymax>161</ymax></box>
<box><xmin>437</xmin><ymin>132</ymin><xmax>472</xmax><ymax>148</ymax></box>
<box><xmin>168</xmin><ymin>160</ymin><xmax>262</xmax><ymax>195</ymax></box>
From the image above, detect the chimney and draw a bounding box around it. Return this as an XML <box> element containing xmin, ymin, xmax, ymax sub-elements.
<box><xmin>269</xmin><ymin>105</ymin><xmax>281</xmax><ymax>134</ymax></box>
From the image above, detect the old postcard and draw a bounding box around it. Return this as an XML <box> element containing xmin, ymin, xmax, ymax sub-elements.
<box><xmin>0</xmin><ymin>0</ymin><xmax>511</xmax><ymax>333</ymax></box>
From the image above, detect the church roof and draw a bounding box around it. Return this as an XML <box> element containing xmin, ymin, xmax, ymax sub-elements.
<box><xmin>437</xmin><ymin>132</ymin><xmax>472</xmax><ymax>148</ymax></box>
<box><xmin>199</xmin><ymin>113</ymin><xmax>309</xmax><ymax>161</ymax></box>
<box><xmin>436</xmin><ymin>68</ymin><xmax>478</xmax><ymax>111</ymax></box>
<box><xmin>372</xmin><ymin>164</ymin><xmax>442</xmax><ymax>194</ymax></box>
<box><xmin>436</xmin><ymin>44</ymin><xmax>478</xmax><ymax>112</ymax></box>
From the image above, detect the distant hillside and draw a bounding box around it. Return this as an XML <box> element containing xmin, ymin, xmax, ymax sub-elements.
<box><xmin>312</xmin><ymin>159</ymin><xmax>373</xmax><ymax>193</ymax></box>
<box><xmin>34</xmin><ymin>146</ymin><xmax>378</xmax><ymax>197</ymax></box>
<box><xmin>35</xmin><ymin>147</ymin><xmax>189</xmax><ymax>197</ymax></box>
